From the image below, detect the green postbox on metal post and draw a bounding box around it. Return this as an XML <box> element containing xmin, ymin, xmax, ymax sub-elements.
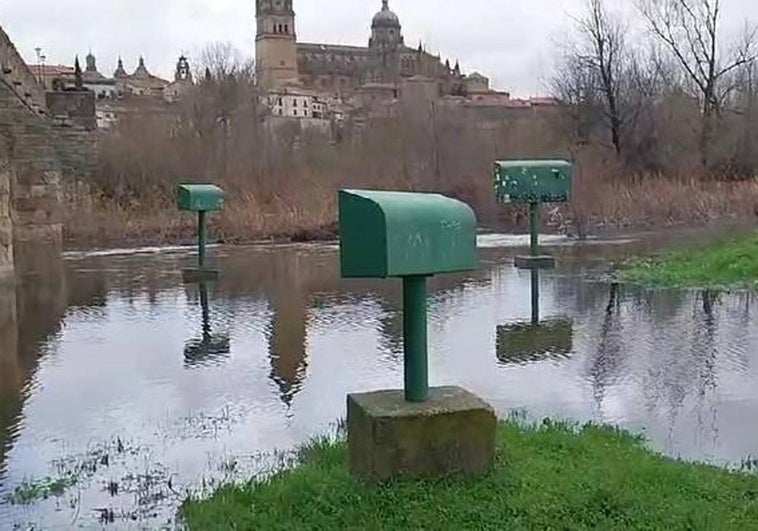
<box><xmin>177</xmin><ymin>184</ymin><xmax>225</xmax><ymax>283</ymax></box>
<box><xmin>494</xmin><ymin>160</ymin><xmax>575</xmax><ymax>366</ymax></box>
<box><xmin>494</xmin><ymin>160</ymin><xmax>572</xmax><ymax>269</ymax></box>
<box><xmin>339</xmin><ymin>189</ymin><xmax>478</xmax><ymax>402</ymax></box>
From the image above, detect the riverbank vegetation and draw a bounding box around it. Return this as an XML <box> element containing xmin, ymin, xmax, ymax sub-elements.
<box><xmin>64</xmin><ymin>0</ymin><xmax>758</xmax><ymax>248</ymax></box>
<box><xmin>181</xmin><ymin>420</ymin><xmax>758</xmax><ymax>530</ymax></box>
<box><xmin>620</xmin><ymin>231</ymin><xmax>758</xmax><ymax>289</ymax></box>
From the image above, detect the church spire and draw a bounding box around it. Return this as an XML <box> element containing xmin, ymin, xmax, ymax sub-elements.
<box><xmin>74</xmin><ymin>56</ymin><xmax>83</xmax><ymax>90</ymax></box>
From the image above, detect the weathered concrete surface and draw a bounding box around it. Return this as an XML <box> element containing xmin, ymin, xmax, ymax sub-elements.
<box><xmin>347</xmin><ymin>386</ymin><xmax>497</xmax><ymax>482</ymax></box>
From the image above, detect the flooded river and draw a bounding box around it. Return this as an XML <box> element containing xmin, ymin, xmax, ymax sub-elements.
<box><xmin>1</xmin><ymin>234</ymin><xmax>757</xmax><ymax>528</ymax></box>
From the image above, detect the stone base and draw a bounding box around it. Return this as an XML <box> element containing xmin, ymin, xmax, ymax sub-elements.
<box><xmin>347</xmin><ymin>386</ymin><xmax>497</xmax><ymax>482</ymax></box>
<box><xmin>182</xmin><ymin>268</ymin><xmax>220</xmax><ymax>284</ymax></box>
<box><xmin>514</xmin><ymin>255</ymin><xmax>556</xmax><ymax>270</ymax></box>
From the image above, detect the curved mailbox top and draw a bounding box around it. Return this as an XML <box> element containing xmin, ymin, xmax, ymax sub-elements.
<box><xmin>494</xmin><ymin>159</ymin><xmax>572</xmax><ymax>204</ymax></box>
<box><xmin>339</xmin><ymin>189</ymin><xmax>478</xmax><ymax>279</ymax></box>
<box><xmin>177</xmin><ymin>184</ymin><xmax>225</xmax><ymax>212</ymax></box>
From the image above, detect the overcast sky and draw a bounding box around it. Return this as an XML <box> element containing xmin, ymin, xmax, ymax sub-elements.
<box><xmin>1</xmin><ymin>0</ymin><xmax>754</xmax><ymax>97</ymax></box>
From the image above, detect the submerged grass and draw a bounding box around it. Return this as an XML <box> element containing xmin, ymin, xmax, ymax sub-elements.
<box><xmin>181</xmin><ymin>420</ymin><xmax>758</xmax><ymax>530</ymax></box>
<box><xmin>619</xmin><ymin>231</ymin><xmax>758</xmax><ymax>289</ymax></box>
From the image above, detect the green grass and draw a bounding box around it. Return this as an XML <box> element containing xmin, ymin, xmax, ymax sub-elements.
<box><xmin>181</xmin><ymin>421</ymin><xmax>758</xmax><ymax>530</ymax></box>
<box><xmin>619</xmin><ymin>232</ymin><xmax>758</xmax><ymax>289</ymax></box>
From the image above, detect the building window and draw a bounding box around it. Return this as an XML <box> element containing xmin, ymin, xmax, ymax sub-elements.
<box><xmin>278</xmin><ymin>97</ymin><xmax>283</xmax><ymax>105</ymax></box>
<box><xmin>304</xmin><ymin>110</ymin><xmax>308</xmax><ymax>116</ymax></box>
<box><xmin>293</xmin><ymin>99</ymin><xmax>297</xmax><ymax>107</ymax></box>
<box><xmin>294</xmin><ymin>110</ymin><xmax>298</xmax><ymax>116</ymax></box>
<box><xmin>285</xmin><ymin>24</ymin><xmax>289</xmax><ymax>33</ymax></box>
<box><xmin>304</xmin><ymin>99</ymin><xmax>308</xmax><ymax>107</ymax></box>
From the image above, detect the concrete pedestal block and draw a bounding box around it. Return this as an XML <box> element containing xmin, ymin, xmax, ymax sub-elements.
<box><xmin>347</xmin><ymin>386</ymin><xmax>496</xmax><ymax>482</ymax></box>
<box><xmin>514</xmin><ymin>255</ymin><xmax>556</xmax><ymax>270</ymax></box>
<box><xmin>182</xmin><ymin>268</ymin><xmax>220</xmax><ymax>284</ymax></box>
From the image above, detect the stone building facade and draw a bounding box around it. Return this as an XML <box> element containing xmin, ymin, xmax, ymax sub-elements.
<box><xmin>256</xmin><ymin>0</ymin><xmax>466</xmax><ymax>97</ymax></box>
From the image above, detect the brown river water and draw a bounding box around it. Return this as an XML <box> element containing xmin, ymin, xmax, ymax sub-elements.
<box><xmin>0</xmin><ymin>233</ymin><xmax>756</xmax><ymax>529</ymax></box>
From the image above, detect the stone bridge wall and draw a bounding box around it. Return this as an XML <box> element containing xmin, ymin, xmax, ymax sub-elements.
<box><xmin>0</xmin><ymin>26</ymin><xmax>64</xmax><ymax>278</ymax></box>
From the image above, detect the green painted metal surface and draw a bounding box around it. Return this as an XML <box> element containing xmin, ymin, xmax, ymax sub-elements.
<box><xmin>403</xmin><ymin>276</ymin><xmax>428</xmax><ymax>402</ymax></box>
<box><xmin>339</xmin><ymin>189</ymin><xmax>478</xmax><ymax>279</ymax></box>
<box><xmin>494</xmin><ymin>160</ymin><xmax>572</xmax><ymax>204</ymax></box>
<box><xmin>177</xmin><ymin>184</ymin><xmax>225</xmax><ymax>212</ymax></box>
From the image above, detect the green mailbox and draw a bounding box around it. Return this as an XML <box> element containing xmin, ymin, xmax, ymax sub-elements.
<box><xmin>494</xmin><ymin>160</ymin><xmax>572</xmax><ymax>204</ymax></box>
<box><xmin>177</xmin><ymin>184</ymin><xmax>225</xmax><ymax>283</ymax></box>
<box><xmin>340</xmin><ymin>190</ymin><xmax>477</xmax><ymax>278</ymax></box>
<box><xmin>177</xmin><ymin>184</ymin><xmax>225</xmax><ymax>212</ymax></box>
<box><xmin>339</xmin><ymin>189</ymin><xmax>478</xmax><ymax>402</ymax></box>
<box><xmin>494</xmin><ymin>160</ymin><xmax>572</xmax><ymax>269</ymax></box>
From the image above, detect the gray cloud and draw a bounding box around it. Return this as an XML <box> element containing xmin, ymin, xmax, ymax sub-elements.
<box><xmin>2</xmin><ymin>0</ymin><xmax>754</xmax><ymax>97</ymax></box>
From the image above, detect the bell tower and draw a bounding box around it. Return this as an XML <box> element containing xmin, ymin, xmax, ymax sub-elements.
<box><xmin>256</xmin><ymin>0</ymin><xmax>298</xmax><ymax>91</ymax></box>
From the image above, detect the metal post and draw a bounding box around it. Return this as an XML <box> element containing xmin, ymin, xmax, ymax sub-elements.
<box><xmin>529</xmin><ymin>201</ymin><xmax>539</xmax><ymax>257</ymax></box>
<box><xmin>198</xmin><ymin>210</ymin><xmax>206</xmax><ymax>269</ymax></box>
<box><xmin>403</xmin><ymin>275</ymin><xmax>429</xmax><ymax>402</ymax></box>
<box><xmin>531</xmin><ymin>269</ymin><xmax>540</xmax><ymax>325</ymax></box>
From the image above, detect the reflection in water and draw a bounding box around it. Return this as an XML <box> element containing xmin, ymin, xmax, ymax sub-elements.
<box><xmin>184</xmin><ymin>283</ymin><xmax>231</xmax><ymax>368</ymax></box>
<box><xmin>0</xmin><ymin>241</ymin><xmax>757</xmax><ymax>528</ymax></box>
<box><xmin>496</xmin><ymin>320</ymin><xmax>573</xmax><ymax>365</ymax></box>
<box><xmin>496</xmin><ymin>267</ymin><xmax>574</xmax><ymax>364</ymax></box>
<box><xmin>0</xmin><ymin>280</ymin><xmax>18</xmax><ymax>480</ymax></box>
<box><xmin>0</xmin><ymin>245</ymin><xmax>66</xmax><ymax>484</ymax></box>
<box><xmin>266</xmin><ymin>252</ymin><xmax>309</xmax><ymax>408</ymax></box>
<box><xmin>588</xmin><ymin>283</ymin><xmax>623</xmax><ymax>412</ymax></box>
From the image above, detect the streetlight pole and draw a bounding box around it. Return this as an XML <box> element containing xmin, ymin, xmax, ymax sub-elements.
<box><xmin>34</xmin><ymin>47</ymin><xmax>43</xmax><ymax>86</ymax></box>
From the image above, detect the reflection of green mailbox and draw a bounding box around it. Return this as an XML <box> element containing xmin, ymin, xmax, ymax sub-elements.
<box><xmin>494</xmin><ymin>160</ymin><xmax>573</xmax><ymax>270</ymax></box>
<box><xmin>339</xmin><ymin>189</ymin><xmax>477</xmax><ymax>402</ymax></box>
<box><xmin>177</xmin><ymin>184</ymin><xmax>225</xmax><ymax>283</ymax></box>
<box><xmin>496</xmin><ymin>319</ymin><xmax>573</xmax><ymax>365</ymax></box>
<box><xmin>184</xmin><ymin>282</ymin><xmax>230</xmax><ymax>367</ymax></box>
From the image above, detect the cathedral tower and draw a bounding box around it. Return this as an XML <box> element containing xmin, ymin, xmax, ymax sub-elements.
<box><xmin>369</xmin><ymin>0</ymin><xmax>404</xmax><ymax>84</ymax></box>
<box><xmin>256</xmin><ymin>0</ymin><xmax>298</xmax><ymax>91</ymax></box>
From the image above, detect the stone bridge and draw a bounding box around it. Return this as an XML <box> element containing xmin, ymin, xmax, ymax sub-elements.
<box><xmin>0</xmin><ymin>24</ymin><xmax>96</xmax><ymax>280</ymax></box>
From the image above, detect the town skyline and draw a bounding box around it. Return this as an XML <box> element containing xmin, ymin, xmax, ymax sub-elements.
<box><xmin>3</xmin><ymin>0</ymin><xmax>753</xmax><ymax>97</ymax></box>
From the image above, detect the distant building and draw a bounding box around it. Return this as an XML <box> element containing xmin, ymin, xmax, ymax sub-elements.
<box><xmin>35</xmin><ymin>53</ymin><xmax>187</xmax><ymax>129</ymax></box>
<box><xmin>163</xmin><ymin>55</ymin><xmax>194</xmax><ymax>103</ymax></box>
<box><xmin>115</xmin><ymin>56</ymin><xmax>170</xmax><ymax>97</ymax></box>
<box><xmin>255</xmin><ymin>0</ymin><xmax>466</xmax><ymax>97</ymax></box>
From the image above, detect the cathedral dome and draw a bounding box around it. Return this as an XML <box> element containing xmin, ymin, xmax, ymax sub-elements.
<box><xmin>372</xmin><ymin>0</ymin><xmax>400</xmax><ymax>28</ymax></box>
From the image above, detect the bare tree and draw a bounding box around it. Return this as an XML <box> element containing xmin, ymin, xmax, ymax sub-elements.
<box><xmin>580</xmin><ymin>0</ymin><xmax>627</xmax><ymax>156</ymax></box>
<box><xmin>638</xmin><ymin>0</ymin><xmax>758</xmax><ymax>167</ymax></box>
<box><xmin>553</xmin><ymin>0</ymin><xmax>629</xmax><ymax>157</ymax></box>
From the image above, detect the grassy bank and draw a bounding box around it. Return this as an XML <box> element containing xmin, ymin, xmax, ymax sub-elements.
<box><xmin>181</xmin><ymin>421</ymin><xmax>758</xmax><ymax>530</ymax></box>
<box><xmin>620</xmin><ymin>231</ymin><xmax>758</xmax><ymax>289</ymax></box>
